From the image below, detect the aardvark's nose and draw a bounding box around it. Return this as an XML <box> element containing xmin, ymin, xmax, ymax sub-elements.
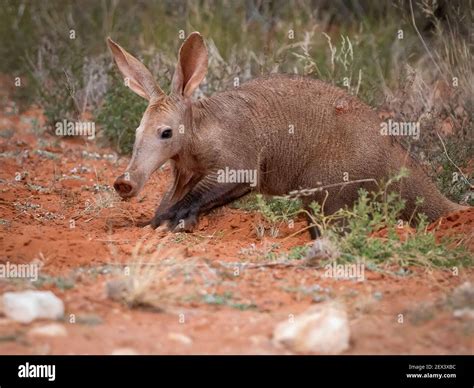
<box><xmin>113</xmin><ymin>174</ymin><xmax>136</xmax><ymax>198</ymax></box>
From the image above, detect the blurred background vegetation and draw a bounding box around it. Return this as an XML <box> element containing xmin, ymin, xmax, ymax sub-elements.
<box><xmin>0</xmin><ymin>0</ymin><xmax>472</xmax><ymax>204</ymax></box>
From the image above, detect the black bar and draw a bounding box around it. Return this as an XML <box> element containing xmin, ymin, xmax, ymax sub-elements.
<box><xmin>0</xmin><ymin>355</ymin><xmax>471</xmax><ymax>387</ymax></box>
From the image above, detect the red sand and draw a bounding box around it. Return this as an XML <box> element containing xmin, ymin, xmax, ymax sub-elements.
<box><xmin>0</xmin><ymin>99</ymin><xmax>472</xmax><ymax>354</ymax></box>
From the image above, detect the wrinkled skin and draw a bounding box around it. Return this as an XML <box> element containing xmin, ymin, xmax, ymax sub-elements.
<box><xmin>107</xmin><ymin>33</ymin><xmax>467</xmax><ymax>236</ymax></box>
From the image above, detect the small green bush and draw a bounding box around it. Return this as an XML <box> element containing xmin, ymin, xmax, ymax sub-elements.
<box><xmin>254</xmin><ymin>194</ymin><xmax>302</xmax><ymax>225</ymax></box>
<box><xmin>306</xmin><ymin>170</ymin><xmax>471</xmax><ymax>270</ymax></box>
<box><xmin>96</xmin><ymin>75</ymin><xmax>147</xmax><ymax>154</ymax></box>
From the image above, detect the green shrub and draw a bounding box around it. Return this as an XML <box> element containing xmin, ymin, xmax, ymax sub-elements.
<box><xmin>306</xmin><ymin>170</ymin><xmax>471</xmax><ymax>270</ymax></box>
<box><xmin>252</xmin><ymin>194</ymin><xmax>301</xmax><ymax>237</ymax></box>
<box><xmin>96</xmin><ymin>75</ymin><xmax>147</xmax><ymax>154</ymax></box>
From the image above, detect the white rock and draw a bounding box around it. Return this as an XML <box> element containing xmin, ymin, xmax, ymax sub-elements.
<box><xmin>110</xmin><ymin>348</ymin><xmax>139</xmax><ymax>355</ymax></box>
<box><xmin>28</xmin><ymin>323</ymin><xmax>67</xmax><ymax>337</ymax></box>
<box><xmin>273</xmin><ymin>303</ymin><xmax>350</xmax><ymax>354</ymax></box>
<box><xmin>2</xmin><ymin>291</ymin><xmax>64</xmax><ymax>324</ymax></box>
<box><xmin>453</xmin><ymin>308</ymin><xmax>474</xmax><ymax>320</ymax></box>
<box><xmin>168</xmin><ymin>332</ymin><xmax>193</xmax><ymax>345</ymax></box>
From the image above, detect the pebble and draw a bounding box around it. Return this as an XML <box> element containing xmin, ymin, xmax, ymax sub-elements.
<box><xmin>373</xmin><ymin>291</ymin><xmax>383</xmax><ymax>301</ymax></box>
<box><xmin>168</xmin><ymin>332</ymin><xmax>193</xmax><ymax>345</ymax></box>
<box><xmin>453</xmin><ymin>308</ymin><xmax>474</xmax><ymax>320</ymax></box>
<box><xmin>2</xmin><ymin>291</ymin><xmax>64</xmax><ymax>324</ymax></box>
<box><xmin>110</xmin><ymin>348</ymin><xmax>140</xmax><ymax>355</ymax></box>
<box><xmin>28</xmin><ymin>323</ymin><xmax>67</xmax><ymax>337</ymax></box>
<box><xmin>273</xmin><ymin>303</ymin><xmax>350</xmax><ymax>354</ymax></box>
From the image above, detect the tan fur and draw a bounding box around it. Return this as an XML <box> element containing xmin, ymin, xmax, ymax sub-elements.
<box><xmin>189</xmin><ymin>74</ymin><xmax>464</xmax><ymax>221</ymax></box>
<box><xmin>108</xmin><ymin>33</ymin><xmax>466</xmax><ymax>226</ymax></box>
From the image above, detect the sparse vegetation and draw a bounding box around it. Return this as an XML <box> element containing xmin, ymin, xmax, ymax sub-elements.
<box><xmin>253</xmin><ymin>194</ymin><xmax>301</xmax><ymax>238</ymax></box>
<box><xmin>1</xmin><ymin>0</ymin><xmax>471</xmax><ymax>199</ymax></box>
<box><xmin>96</xmin><ymin>75</ymin><xmax>147</xmax><ymax>154</ymax></box>
<box><xmin>34</xmin><ymin>274</ymin><xmax>75</xmax><ymax>290</ymax></box>
<box><xmin>105</xmin><ymin>241</ymin><xmax>235</xmax><ymax>310</ymax></box>
<box><xmin>237</xmin><ymin>167</ymin><xmax>471</xmax><ymax>270</ymax></box>
<box><xmin>304</xmin><ymin>170</ymin><xmax>472</xmax><ymax>270</ymax></box>
<box><xmin>202</xmin><ymin>291</ymin><xmax>257</xmax><ymax>311</ymax></box>
<box><xmin>0</xmin><ymin>0</ymin><xmax>472</xmax><ymax>357</ymax></box>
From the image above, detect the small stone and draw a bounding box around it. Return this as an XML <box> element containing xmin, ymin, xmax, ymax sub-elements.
<box><xmin>168</xmin><ymin>332</ymin><xmax>193</xmax><ymax>345</ymax></box>
<box><xmin>2</xmin><ymin>291</ymin><xmax>64</xmax><ymax>324</ymax></box>
<box><xmin>453</xmin><ymin>308</ymin><xmax>474</xmax><ymax>320</ymax></box>
<box><xmin>373</xmin><ymin>291</ymin><xmax>383</xmax><ymax>301</ymax></box>
<box><xmin>304</xmin><ymin>237</ymin><xmax>340</xmax><ymax>266</ymax></box>
<box><xmin>28</xmin><ymin>323</ymin><xmax>67</xmax><ymax>337</ymax></box>
<box><xmin>273</xmin><ymin>303</ymin><xmax>350</xmax><ymax>354</ymax></box>
<box><xmin>110</xmin><ymin>348</ymin><xmax>139</xmax><ymax>355</ymax></box>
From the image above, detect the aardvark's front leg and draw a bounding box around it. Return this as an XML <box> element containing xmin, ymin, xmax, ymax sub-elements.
<box><xmin>150</xmin><ymin>177</ymin><xmax>251</xmax><ymax>231</ymax></box>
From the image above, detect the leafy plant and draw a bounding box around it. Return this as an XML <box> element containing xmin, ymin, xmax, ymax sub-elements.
<box><xmin>96</xmin><ymin>75</ymin><xmax>147</xmax><ymax>154</ymax></box>
<box><xmin>306</xmin><ymin>170</ymin><xmax>471</xmax><ymax>270</ymax></box>
<box><xmin>254</xmin><ymin>194</ymin><xmax>301</xmax><ymax>238</ymax></box>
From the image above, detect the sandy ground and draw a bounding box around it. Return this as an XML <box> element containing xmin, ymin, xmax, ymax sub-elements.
<box><xmin>0</xmin><ymin>97</ymin><xmax>473</xmax><ymax>355</ymax></box>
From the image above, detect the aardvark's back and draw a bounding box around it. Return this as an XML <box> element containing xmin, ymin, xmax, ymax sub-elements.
<box><xmin>196</xmin><ymin>73</ymin><xmax>463</xmax><ymax>220</ymax></box>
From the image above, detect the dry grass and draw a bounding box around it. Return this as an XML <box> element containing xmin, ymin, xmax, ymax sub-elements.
<box><xmin>105</xmin><ymin>240</ymin><xmax>226</xmax><ymax>310</ymax></box>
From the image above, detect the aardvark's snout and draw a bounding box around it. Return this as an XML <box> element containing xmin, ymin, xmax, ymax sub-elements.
<box><xmin>114</xmin><ymin>174</ymin><xmax>136</xmax><ymax>198</ymax></box>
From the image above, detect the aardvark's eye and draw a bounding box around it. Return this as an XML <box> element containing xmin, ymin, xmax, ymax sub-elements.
<box><xmin>160</xmin><ymin>128</ymin><xmax>173</xmax><ymax>139</ymax></box>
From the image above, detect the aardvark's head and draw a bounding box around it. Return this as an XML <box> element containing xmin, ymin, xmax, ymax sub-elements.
<box><xmin>107</xmin><ymin>32</ymin><xmax>208</xmax><ymax>198</ymax></box>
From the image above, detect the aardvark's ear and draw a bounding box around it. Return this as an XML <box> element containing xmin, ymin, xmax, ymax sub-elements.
<box><xmin>171</xmin><ymin>32</ymin><xmax>208</xmax><ymax>98</ymax></box>
<box><xmin>107</xmin><ymin>37</ymin><xmax>164</xmax><ymax>101</ymax></box>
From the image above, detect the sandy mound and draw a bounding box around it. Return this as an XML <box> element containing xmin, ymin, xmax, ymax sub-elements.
<box><xmin>428</xmin><ymin>208</ymin><xmax>474</xmax><ymax>252</ymax></box>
